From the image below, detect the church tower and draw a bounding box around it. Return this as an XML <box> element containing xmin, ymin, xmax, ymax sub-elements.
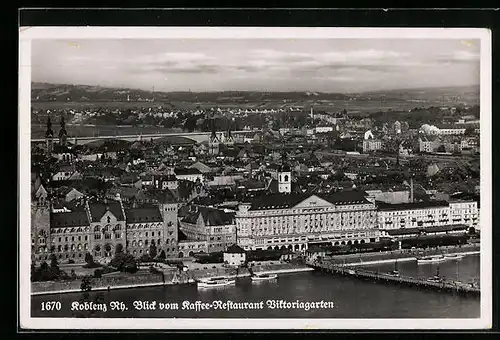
<box><xmin>225</xmin><ymin>124</ymin><xmax>235</xmax><ymax>146</ymax></box>
<box><xmin>208</xmin><ymin>120</ymin><xmax>220</xmax><ymax>155</ymax></box>
<box><xmin>278</xmin><ymin>149</ymin><xmax>291</xmax><ymax>194</ymax></box>
<box><xmin>45</xmin><ymin>116</ymin><xmax>54</xmax><ymax>155</ymax></box>
<box><xmin>59</xmin><ymin>116</ymin><xmax>68</xmax><ymax>146</ymax></box>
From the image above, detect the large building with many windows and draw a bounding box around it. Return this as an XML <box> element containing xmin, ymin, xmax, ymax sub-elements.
<box><xmin>377</xmin><ymin>200</ymin><xmax>479</xmax><ymax>233</ymax></box>
<box><xmin>31</xmin><ymin>195</ymin><xmax>179</xmax><ymax>263</ymax></box>
<box><xmin>179</xmin><ymin>206</ymin><xmax>236</xmax><ymax>254</ymax></box>
<box><xmin>235</xmin><ymin>191</ymin><xmax>380</xmax><ymax>251</ymax></box>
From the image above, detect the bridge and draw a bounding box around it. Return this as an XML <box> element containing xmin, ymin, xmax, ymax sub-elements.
<box><xmin>311</xmin><ymin>261</ymin><xmax>480</xmax><ymax>297</ymax></box>
<box><xmin>31</xmin><ymin>130</ymin><xmax>255</xmax><ymax>145</ymax></box>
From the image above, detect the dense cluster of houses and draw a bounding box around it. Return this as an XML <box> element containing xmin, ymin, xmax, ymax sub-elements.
<box><xmin>31</xmin><ymin>112</ymin><xmax>480</xmax><ymax>264</ymax></box>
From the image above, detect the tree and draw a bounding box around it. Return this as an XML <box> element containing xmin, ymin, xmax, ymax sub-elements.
<box><xmin>109</xmin><ymin>252</ymin><xmax>138</xmax><ymax>273</ymax></box>
<box><xmin>84</xmin><ymin>252</ymin><xmax>94</xmax><ymax>265</ymax></box>
<box><xmin>115</xmin><ymin>243</ymin><xmax>124</xmax><ymax>255</ymax></box>
<box><xmin>149</xmin><ymin>241</ymin><xmax>157</xmax><ymax>259</ymax></box>
<box><xmin>80</xmin><ymin>276</ymin><xmax>92</xmax><ymax>292</ymax></box>
<box><xmin>158</xmin><ymin>250</ymin><xmax>166</xmax><ymax>260</ymax></box>
<box><xmin>49</xmin><ymin>253</ymin><xmax>60</xmax><ymax>277</ymax></box>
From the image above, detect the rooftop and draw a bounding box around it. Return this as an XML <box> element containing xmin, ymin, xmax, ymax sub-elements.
<box><xmin>125</xmin><ymin>207</ymin><xmax>163</xmax><ymax>223</ymax></box>
<box><xmin>249</xmin><ymin>190</ymin><xmax>370</xmax><ymax>211</ymax></box>
<box><xmin>50</xmin><ymin>211</ymin><xmax>90</xmax><ymax>228</ymax></box>
<box><xmin>377</xmin><ymin>201</ymin><xmax>450</xmax><ymax>211</ymax></box>
<box><xmin>88</xmin><ymin>200</ymin><xmax>124</xmax><ymax>222</ymax></box>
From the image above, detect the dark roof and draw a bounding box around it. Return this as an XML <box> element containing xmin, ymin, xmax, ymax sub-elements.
<box><xmin>225</xmin><ymin>244</ymin><xmax>245</xmax><ymax>254</ymax></box>
<box><xmin>385</xmin><ymin>224</ymin><xmax>468</xmax><ymax>236</ymax></box>
<box><xmin>377</xmin><ymin>201</ymin><xmax>450</xmax><ymax>211</ymax></box>
<box><xmin>136</xmin><ymin>188</ymin><xmax>178</xmax><ymax>204</ymax></box>
<box><xmin>385</xmin><ymin>228</ymin><xmax>422</xmax><ymax>236</ymax></box>
<box><xmin>425</xmin><ymin>224</ymin><xmax>469</xmax><ymax>233</ymax></box>
<box><xmin>249</xmin><ymin>190</ymin><xmax>370</xmax><ymax>211</ymax></box>
<box><xmin>107</xmin><ymin>186</ymin><xmax>140</xmax><ymax>199</ymax></box>
<box><xmin>88</xmin><ymin>200</ymin><xmax>124</xmax><ymax>222</ymax></box>
<box><xmin>175</xmin><ymin>168</ymin><xmax>202</xmax><ymax>176</ymax></box>
<box><xmin>182</xmin><ymin>206</ymin><xmax>235</xmax><ymax>226</ymax></box>
<box><xmin>50</xmin><ymin>211</ymin><xmax>90</xmax><ymax>228</ymax></box>
<box><xmin>125</xmin><ymin>207</ymin><xmax>163</xmax><ymax>223</ymax></box>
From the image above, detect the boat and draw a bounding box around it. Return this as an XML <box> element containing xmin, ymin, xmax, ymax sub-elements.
<box><xmin>444</xmin><ymin>253</ymin><xmax>465</xmax><ymax>260</ymax></box>
<box><xmin>427</xmin><ymin>266</ymin><xmax>443</xmax><ymax>283</ymax></box>
<box><xmin>427</xmin><ymin>275</ymin><xmax>443</xmax><ymax>283</ymax></box>
<box><xmin>251</xmin><ymin>273</ymin><xmax>278</xmax><ymax>281</ymax></box>
<box><xmin>417</xmin><ymin>255</ymin><xmax>446</xmax><ymax>264</ymax></box>
<box><xmin>197</xmin><ymin>277</ymin><xmax>236</xmax><ymax>288</ymax></box>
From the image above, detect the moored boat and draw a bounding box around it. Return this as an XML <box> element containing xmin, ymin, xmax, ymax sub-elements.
<box><xmin>417</xmin><ymin>255</ymin><xmax>446</xmax><ymax>264</ymax></box>
<box><xmin>251</xmin><ymin>273</ymin><xmax>278</xmax><ymax>281</ymax></box>
<box><xmin>197</xmin><ymin>277</ymin><xmax>236</xmax><ymax>288</ymax></box>
<box><xmin>444</xmin><ymin>253</ymin><xmax>465</xmax><ymax>260</ymax></box>
<box><xmin>426</xmin><ymin>275</ymin><xmax>443</xmax><ymax>283</ymax></box>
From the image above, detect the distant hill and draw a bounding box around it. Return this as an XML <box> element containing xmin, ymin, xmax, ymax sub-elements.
<box><xmin>31</xmin><ymin>82</ymin><xmax>351</xmax><ymax>103</ymax></box>
<box><xmin>352</xmin><ymin>85</ymin><xmax>480</xmax><ymax>103</ymax></box>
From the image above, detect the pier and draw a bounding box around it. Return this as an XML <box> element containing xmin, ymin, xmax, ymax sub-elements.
<box><xmin>311</xmin><ymin>261</ymin><xmax>480</xmax><ymax>297</ymax></box>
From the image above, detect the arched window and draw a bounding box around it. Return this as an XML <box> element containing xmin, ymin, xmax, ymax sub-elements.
<box><xmin>132</xmin><ymin>240</ymin><xmax>137</xmax><ymax>247</ymax></box>
<box><xmin>64</xmin><ymin>244</ymin><xmax>69</xmax><ymax>251</ymax></box>
<box><xmin>145</xmin><ymin>240</ymin><xmax>149</xmax><ymax>246</ymax></box>
<box><xmin>94</xmin><ymin>225</ymin><xmax>100</xmax><ymax>232</ymax></box>
<box><xmin>284</xmin><ymin>175</ymin><xmax>289</xmax><ymax>182</ymax></box>
<box><xmin>84</xmin><ymin>243</ymin><xmax>88</xmax><ymax>250</ymax></box>
<box><xmin>71</xmin><ymin>244</ymin><xmax>75</xmax><ymax>251</ymax></box>
<box><xmin>157</xmin><ymin>239</ymin><xmax>161</xmax><ymax>246</ymax></box>
<box><xmin>77</xmin><ymin>244</ymin><xmax>82</xmax><ymax>251</ymax></box>
<box><xmin>57</xmin><ymin>245</ymin><xmax>62</xmax><ymax>252</ymax></box>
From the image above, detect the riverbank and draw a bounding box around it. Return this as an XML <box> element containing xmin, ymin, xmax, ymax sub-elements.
<box><xmin>318</xmin><ymin>244</ymin><xmax>480</xmax><ymax>267</ymax></box>
<box><xmin>252</xmin><ymin>262</ymin><xmax>314</xmax><ymax>275</ymax></box>
<box><xmin>31</xmin><ymin>262</ymin><xmax>313</xmax><ymax>295</ymax></box>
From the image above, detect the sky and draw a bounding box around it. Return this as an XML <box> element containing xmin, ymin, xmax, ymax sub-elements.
<box><xmin>31</xmin><ymin>39</ymin><xmax>481</xmax><ymax>93</ymax></box>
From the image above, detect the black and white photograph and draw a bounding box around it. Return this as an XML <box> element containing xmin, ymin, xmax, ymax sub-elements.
<box><xmin>19</xmin><ymin>27</ymin><xmax>492</xmax><ymax>329</ymax></box>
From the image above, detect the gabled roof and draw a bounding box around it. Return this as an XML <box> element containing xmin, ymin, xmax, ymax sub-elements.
<box><xmin>125</xmin><ymin>207</ymin><xmax>163</xmax><ymax>223</ymax></box>
<box><xmin>182</xmin><ymin>206</ymin><xmax>235</xmax><ymax>226</ymax></box>
<box><xmin>88</xmin><ymin>200</ymin><xmax>124</xmax><ymax>222</ymax></box>
<box><xmin>225</xmin><ymin>244</ymin><xmax>245</xmax><ymax>254</ymax></box>
<box><xmin>50</xmin><ymin>211</ymin><xmax>90</xmax><ymax>228</ymax></box>
<box><xmin>249</xmin><ymin>190</ymin><xmax>370</xmax><ymax>211</ymax></box>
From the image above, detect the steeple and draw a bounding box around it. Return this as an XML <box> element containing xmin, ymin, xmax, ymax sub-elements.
<box><xmin>210</xmin><ymin>119</ymin><xmax>217</xmax><ymax>139</ymax></box>
<box><xmin>58</xmin><ymin>116</ymin><xmax>68</xmax><ymax>146</ymax></box>
<box><xmin>45</xmin><ymin>116</ymin><xmax>54</xmax><ymax>155</ymax></box>
<box><xmin>45</xmin><ymin>117</ymin><xmax>53</xmax><ymax>138</ymax></box>
<box><xmin>278</xmin><ymin>147</ymin><xmax>291</xmax><ymax>194</ymax></box>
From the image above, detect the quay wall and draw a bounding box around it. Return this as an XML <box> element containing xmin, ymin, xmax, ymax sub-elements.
<box><xmin>252</xmin><ymin>263</ymin><xmax>313</xmax><ymax>275</ymax></box>
<box><xmin>321</xmin><ymin>244</ymin><xmax>480</xmax><ymax>266</ymax></box>
<box><xmin>32</xmin><ymin>272</ymin><xmax>164</xmax><ymax>296</ymax></box>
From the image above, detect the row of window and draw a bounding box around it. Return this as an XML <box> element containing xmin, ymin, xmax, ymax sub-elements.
<box><xmin>127</xmin><ymin>239</ymin><xmax>162</xmax><ymax>248</ymax></box>
<box><xmin>37</xmin><ymin>243</ymin><xmax>89</xmax><ymax>253</ymax></box>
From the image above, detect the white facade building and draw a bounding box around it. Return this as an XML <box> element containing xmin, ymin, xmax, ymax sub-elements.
<box><xmin>377</xmin><ymin>200</ymin><xmax>478</xmax><ymax>231</ymax></box>
<box><xmin>235</xmin><ymin>191</ymin><xmax>380</xmax><ymax>251</ymax></box>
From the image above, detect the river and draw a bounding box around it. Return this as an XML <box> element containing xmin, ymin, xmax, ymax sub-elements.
<box><xmin>31</xmin><ymin>254</ymin><xmax>480</xmax><ymax>319</ymax></box>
